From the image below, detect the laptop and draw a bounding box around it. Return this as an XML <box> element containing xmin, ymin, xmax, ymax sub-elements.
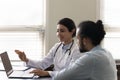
<box><xmin>0</xmin><ymin>52</ymin><xmax>34</xmax><ymax>79</ymax></box>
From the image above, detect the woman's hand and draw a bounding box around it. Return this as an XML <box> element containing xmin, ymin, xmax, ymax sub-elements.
<box><xmin>30</xmin><ymin>69</ymin><xmax>50</xmax><ymax>77</ymax></box>
<box><xmin>15</xmin><ymin>50</ymin><xmax>28</xmax><ymax>62</ymax></box>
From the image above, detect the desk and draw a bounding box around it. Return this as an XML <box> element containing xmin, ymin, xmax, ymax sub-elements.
<box><xmin>0</xmin><ymin>61</ymin><xmax>52</xmax><ymax>80</ymax></box>
<box><xmin>0</xmin><ymin>71</ymin><xmax>52</xmax><ymax>80</ymax></box>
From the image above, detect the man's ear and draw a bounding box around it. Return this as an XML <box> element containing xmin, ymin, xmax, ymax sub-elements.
<box><xmin>72</xmin><ymin>29</ymin><xmax>75</xmax><ymax>34</ymax></box>
<box><xmin>83</xmin><ymin>37</ymin><xmax>92</xmax><ymax>46</ymax></box>
<box><xmin>72</xmin><ymin>29</ymin><xmax>75</xmax><ymax>32</ymax></box>
<box><xmin>83</xmin><ymin>37</ymin><xmax>88</xmax><ymax>46</ymax></box>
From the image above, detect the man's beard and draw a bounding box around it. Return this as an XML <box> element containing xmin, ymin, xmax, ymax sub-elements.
<box><xmin>79</xmin><ymin>40</ymin><xmax>88</xmax><ymax>53</ymax></box>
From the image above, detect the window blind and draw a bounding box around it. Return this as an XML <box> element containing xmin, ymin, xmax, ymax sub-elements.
<box><xmin>100</xmin><ymin>0</ymin><xmax>120</xmax><ymax>59</ymax></box>
<box><xmin>0</xmin><ymin>0</ymin><xmax>44</xmax><ymax>25</ymax></box>
<box><xmin>0</xmin><ymin>0</ymin><xmax>45</xmax><ymax>61</ymax></box>
<box><xmin>0</xmin><ymin>31</ymin><xmax>44</xmax><ymax>61</ymax></box>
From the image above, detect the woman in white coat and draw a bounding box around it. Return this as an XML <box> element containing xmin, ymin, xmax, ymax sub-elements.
<box><xmin>15</xmin><ymin>18</ymin><xmax>81</xmax><ymax>77</ymax></box>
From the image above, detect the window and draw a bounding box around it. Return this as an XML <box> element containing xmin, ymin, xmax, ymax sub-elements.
<box><xmin>100</xmin><ymin>0</ymin><xmax>120</xmax><ymax>59</ymax></box>
<box><xmin>0</xmin><ymin>31</ymin><xmax>44</xmax><ymax>61</ymax></box>
<box><xmin>0</xmin><ymin>0</ymin><xmax>44</xmax><ymax>25</ymax></box>
<box><xmin>100</xmin><ymin>0</ymin><xmax>120</xmax><ymax>27</ymax></box>
<box><xmin>103</xmin><ymin>32</ymin><xmax>120</xmax><ymax>59</ymax></box>
<box><xmin>0</xmin><ymin>0</ymin><xmax>45</xmax><ymax>61</ymax></box>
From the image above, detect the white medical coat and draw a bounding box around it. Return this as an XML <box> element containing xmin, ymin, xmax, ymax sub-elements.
<box><xmin>26</xmin><ymin>41</ymin><xmax>81</xmax><ymax>77</ymax></box>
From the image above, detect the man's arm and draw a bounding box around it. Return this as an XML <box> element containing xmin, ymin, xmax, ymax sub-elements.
<box><xmin>53</xmin><ymin>54</ymin><xmax>94</xmax><ymax>80</ymax></box>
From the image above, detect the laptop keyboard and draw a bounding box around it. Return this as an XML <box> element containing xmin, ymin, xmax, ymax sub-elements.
<box><xmin>9</xmin><ymin>68</ymin><xmax>34</xmax><ymax>78</ymax></box>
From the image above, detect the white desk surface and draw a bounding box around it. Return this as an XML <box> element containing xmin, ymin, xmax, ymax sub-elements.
<box><xmin>0</xmin><ymin>71</ymin><xmax>52</xmax><ymax>80</ymax></box>
<box><xmin>0</xmin><ymin>62</ymin><xmax>51</xmax><ymax>80</ymax></box>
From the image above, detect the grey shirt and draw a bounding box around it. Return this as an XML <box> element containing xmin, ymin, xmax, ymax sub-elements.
<box><xmin>53</xmin><ymin>45</ymin><xmax>117</xmax><ymax>80</ymax></box>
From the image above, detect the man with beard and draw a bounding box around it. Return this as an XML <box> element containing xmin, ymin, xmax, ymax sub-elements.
<box><xmin>53</xmin><ymin>20</ymin><xmax>117</xmax><ymax>80</ymax></box>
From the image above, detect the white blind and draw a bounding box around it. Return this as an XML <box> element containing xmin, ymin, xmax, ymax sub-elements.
<box><xmin>101</xmin><ymin>0</ymin><xmax>120</xmax><ymax>27</ymax></box>
<box><xmin>101</xmin><ymin>0</ymin><xmax>120</xmax><ymax>59</ymax></box>
<box><xmin>0</xmin><ymin>0</ymin><xmax>45</xmax><ymax>61</ymax></box>
<box><xmin>103</xmin><ymin>32</ymin><xmax>120</xmax><ymax>59</ymax></box>
<box><xmin>0</xmin><ymin>0</ymin><xmax>43</xmax><ymax>25</ymax></box>
<box><xmin>0</xmin><ymin>31</ymin><xmax>44</xmax><ymax>61</ymax></box>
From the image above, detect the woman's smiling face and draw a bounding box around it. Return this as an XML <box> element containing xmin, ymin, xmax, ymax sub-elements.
<box><xmin>56</xmin><ymin>24</ymin><xmax>73</xmax><ymax>44</ymax></box>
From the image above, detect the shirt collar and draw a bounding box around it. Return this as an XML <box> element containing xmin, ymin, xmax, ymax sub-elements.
<box><xmin>62</xmin><ymin>41</ymin><xmax>73</xmax><ymax>50</ymax></box>
<box><xmin>90</xmin><ymin>45</ymin><xmax>101</xmax><ymax>52</ymax></box>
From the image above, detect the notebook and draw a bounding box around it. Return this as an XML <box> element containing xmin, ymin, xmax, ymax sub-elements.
<box><xmin>0</xmin><ymin>52</ymin><xmax>34</xmax><ymax>79</ymax></box>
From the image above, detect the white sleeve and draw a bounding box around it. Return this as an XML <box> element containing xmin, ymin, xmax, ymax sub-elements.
<box><xmin>26</xmin><ymin>43</ymin><xmax>59</xmax><ymax>70</ymax></box>
<box><xmin>48</xmin><ymin>71</ymin><xmax>58</xmax><ymax>77</ymax></box>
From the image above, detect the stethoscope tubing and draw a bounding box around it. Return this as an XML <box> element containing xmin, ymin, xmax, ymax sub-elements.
<box><xmin>54</xmin><ymin>40</ymin><xmax>74</xmax><ymax>57</ymax></box>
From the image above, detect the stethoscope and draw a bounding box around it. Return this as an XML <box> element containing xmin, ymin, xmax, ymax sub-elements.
<box><xmin>54</xmin><ymin>40</ymin><xmax>74</xmax><ymax>57</ymax></box>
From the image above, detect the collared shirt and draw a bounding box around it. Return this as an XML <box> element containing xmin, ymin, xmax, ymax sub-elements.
<box><xmin>53</xmin><ymin>45</ymin><xmax>117</xmax><ymax>80</ymax></box>
<box><xmin>26</xmin><ymin>40</ymin><xmax>82</xmax><ymax>77</ymax></box>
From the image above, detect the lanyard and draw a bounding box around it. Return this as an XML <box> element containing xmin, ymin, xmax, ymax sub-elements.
<box><xmin>54</xmin><ymin>40</ymin><xmax>74</xmax><ymax>57</ymax></box>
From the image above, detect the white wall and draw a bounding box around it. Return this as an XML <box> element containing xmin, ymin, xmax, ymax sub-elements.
<box><xmin>45</xmin><ymin>0</ymin><xmax>97</xmax><ymax>54</ymax></box>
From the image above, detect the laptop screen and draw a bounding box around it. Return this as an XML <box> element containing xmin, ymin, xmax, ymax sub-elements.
<box><xmin>0</xmin><ymin>52</ymin><xmax>13</xmax><ymax>76</ymax></box>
